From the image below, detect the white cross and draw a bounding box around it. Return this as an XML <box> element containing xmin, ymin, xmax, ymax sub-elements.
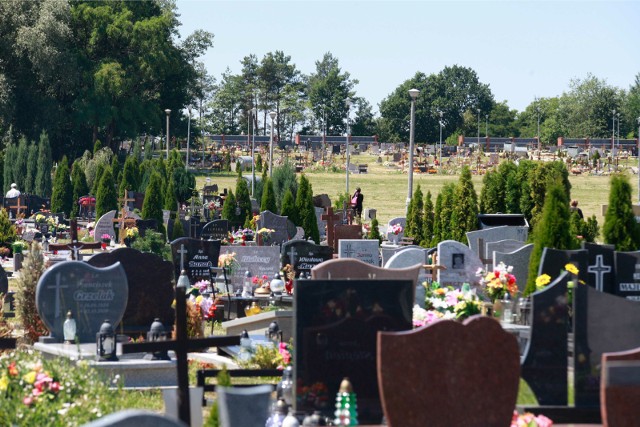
<box><xmin>178</xmin><ymin>244</ymin><xmax>188</xmax><ymax>271</ymax></box>
<box><xmin>46</xmin><ymin>273</ymin><xmax>68</xmax><ymax>320</ymax></box>
<box><xmin>587</xmin><ymin>254</ymin><xmax>612</xmax><ymax>292</ymax></box>
<box><xmin>288</xmin><ymin>246</ymin><xmax>297</xmax><ymax>267</ymax></box>
<box><xmin>343</xmin><ymin>243</ymin><xmax>356</xmax><ymax>258</ymax></box>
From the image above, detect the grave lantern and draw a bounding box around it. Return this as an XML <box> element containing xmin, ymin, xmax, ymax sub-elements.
<box><xmin>270</xmin><ymin>273</ymin><xmax>285</xmax><ymax>295</ymax></box>
<box><xmin>63</xmin><ymin>310</ymin><xmax>76</xmax><ymax>344</ymax></box>
<box><xmin>243</xmin><ymin>270</ymin><xmax>252</xmax><ymax>297</ymax></box>
<box><xmin>145</xmin><ymin>318</ymin><xmax>170</xmax><ymax>360</ymax></box>
<box><xmin>266</xmin><ymin>321</ymin><xmax>283</xmax><ymax>344</ymax></box>
<box><xmin>96</xmin><ymin>319</ymin><xmax>118</xmax><ymax>361</ymax></box>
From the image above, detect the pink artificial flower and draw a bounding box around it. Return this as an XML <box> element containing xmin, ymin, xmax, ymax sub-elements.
<box><xmin>23</xmin><ymin>396</ymin><xmax>33</xmax><ymax>406</ymax></box>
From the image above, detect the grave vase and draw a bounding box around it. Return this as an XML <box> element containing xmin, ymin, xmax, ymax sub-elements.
<box><xmin>492</xmin><ymin>299</ymin><xmax>503</xmax><ymax>319</ymax></box>
<box><xmin>388</xmin><ymin>233</ymin><xmax>400</xmax><ymax>245</ymax></box>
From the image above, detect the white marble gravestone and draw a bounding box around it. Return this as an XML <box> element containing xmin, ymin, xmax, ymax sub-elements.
<box><xmin>437</xmin><ymin>240</ymin><xmax>484</xmax><ymax>286</ymax></box>
<box><xmin>93</xmin><ymin>210</ymin><xmax>116</xmax><ymax>242</ymax></box>
<box><xmin>386</xmin><ymin>217</ymin><xmax>406</xmax><ymax>244</ymax></box>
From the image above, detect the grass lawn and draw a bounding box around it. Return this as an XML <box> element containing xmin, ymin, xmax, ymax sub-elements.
<box><xmin>195</xmin><ymin>152</ymin><xmax>631</xmax><ymax>231</ymax></box>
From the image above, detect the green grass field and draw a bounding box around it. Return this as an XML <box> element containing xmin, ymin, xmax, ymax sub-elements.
<box><xmin>195</xmin><ymin>152</ymin><xmax>637</xmax><ymax>232</ymax></box>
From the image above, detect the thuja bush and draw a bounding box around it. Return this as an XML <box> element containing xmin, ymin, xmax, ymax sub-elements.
<box><xmin>0</xmin><ymin>348</ymin><xmax>131</xmax><ymax>426</ymax></box>
<box><xmin>16</xmin><ymin>243</ymin><xmax>47</xmax><ymax>343</ymax></box>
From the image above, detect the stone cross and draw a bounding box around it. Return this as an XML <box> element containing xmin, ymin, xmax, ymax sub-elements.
<box><xmin>321</xmin><ymin>207</ymin><xmax>340</xmax><ymax>249</ymax></box>
<box><xmin>288</xmin><ymin>246</ymin><xmax>297</xmax><ymax>268</ymax></box>
<box><xmin>177</xmin><ymin>244</ymin><xmax>188</xmax><ymax>271</ymax></box>
<box><xmin>588</xmin><ymin>254</ymin><xmax>612</xmax><ymax>292</ymax></box>
<box><xmin>343</xmin><ymin>243</ymin><xmax>356</xmax><ymax>258</ymax></box>
<box><xmin>46</xmin><ymin>273</ymin><xmax>68</xmax><ymax>320</ymax></box>
<box><xmin>121</xmin><ymin>275</ymin><xmax>240</xmax><ymax>426</ymax></box>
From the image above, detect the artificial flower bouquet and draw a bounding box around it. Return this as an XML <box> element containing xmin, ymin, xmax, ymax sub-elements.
<box><xmin>389</xmin><ymin>224</ymin><xmax>403</xmax><ymax>235</ymax></box>
<box><xmin>413</xmin><ymin>282</ymin><xmax>482</xmax><ymax>327</ymax></box>
<box><xmin>477</xmin><ymin>262</ymin><xmax>518</xmax><ymax>302</ymax></box>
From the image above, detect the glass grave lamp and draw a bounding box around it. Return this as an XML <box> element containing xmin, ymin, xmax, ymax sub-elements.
<box><xmin>270</xmin><ymin>273</ymin><xmax>285</xmax><ymax>295</ymax></box>
<box><xmin>63</xmin><ymin>310</ymin><xmax>76</xmax><ymax>344</ymax></box>
<box><xmin>265</xmin><ymin>320</ymin><xmax>283</xmax><ymax>344</ymax></box>
<box><xmin>242</xmin><ymin>270</ymin><xmax>253</xmax><ymax>297</ymax></box>
<box><xmin>96</xmin><ymin>319</ymin><xmax>118</xmax><ymax>362</ymax></box>
<box><xmin>144</xmin><ymin>318</ymin><xmax>170</xmax><ymax>360</ymax></box>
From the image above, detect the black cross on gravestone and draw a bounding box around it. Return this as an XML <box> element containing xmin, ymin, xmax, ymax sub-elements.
<box><xmin>343</xmin><ymin>243</ymin><xmax>356</xmax><ymax>258</ymax></box>
<box><xmin>587</xmin><ymin>254</ymin><xmax>612</xmax><ymax>292</ymax></box>
<box><xmin>122</xmin><ymin>271</ymin><xmax>239</xmax><ymax>426</ymax></box>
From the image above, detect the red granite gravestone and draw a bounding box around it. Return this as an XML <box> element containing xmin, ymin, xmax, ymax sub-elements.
<box><xmin>332</xmin><ymin>224</ymin><xmax>362</xmax><ymax>253</ymax></box>
<box><xmin>377</xmin><ymin>316</ymin><xmax>520</xmax><ymax>427</ymax></box>
<box><xmin>321</xmin><ymin>207</ymin><xmax>340</xmax><ymax>248</ymax></box>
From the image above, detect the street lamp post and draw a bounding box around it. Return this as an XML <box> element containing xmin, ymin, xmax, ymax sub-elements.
<box><xmin>407</xmin><ymin>89</ymin><xmax>419</xmax><ymax>212</ymax></box>
<box><xmin>269</xmin><ymin>111</ymin><xmax>276</xmax><ymax>178</ymax></box>
<box><xmin>250</xmin><ymin>108</ymin><xmax>256</xmax><ymax>196</ymax></box>
<box><xmin>637</xmin><ymin>116</ymin><xmax>640</xmax><ymax>203</ymax></box>
<box><xmin>165</xmin><ymin>109</ymin><xmax>171</xmax><ymax>160</ymax></box>
<box><xmin>186</xmin><ymin>107</ymin><xmax>191</xmax><ymax>171</ymax></box>
<box><xmin>477</xmin><ymin>108</ymin><xmax>481</xmax><ymax>149</ymax></box>
<box><xmin>536</xmin><ymin>106</ymin><xmax>541</xmax><ymax>149</ymax></box>
<box><xmin>345</xmin><ymin>98</ymin><xmax>352</xmax><ymax>197</ymax></box>
<box><xmin>612</xmin><ymin>109</ymin><xmax>616</xmax><ymax>153</ymax></box>
<box><xmin>438</xmin><ymin>110</ymin><xmax>443</xmax><ymax>175</ymax></box>
<box><xmin>485</xmin><ymin>114</ymin><xmax>488</xmax><ymax>138</ymax></box>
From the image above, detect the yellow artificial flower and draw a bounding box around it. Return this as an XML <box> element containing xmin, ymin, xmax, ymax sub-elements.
<box><xmin>23</xmin><ymin>371</ymin><xmax>36</xmax><ymax>384</ymax></box>
<box><xmin>535</xmin><ymin>274</ymin><xmax>552</xmax><ymax>290</ymax></box>
<box><xmin>0</xmin><ymin>375</ymin><xmax>8</xmax><ymax>391</ymax></box>
<box><xmin>565</xmin><ymin>263</ymin><xmax>579</xmax><ymax>275</ymax></box>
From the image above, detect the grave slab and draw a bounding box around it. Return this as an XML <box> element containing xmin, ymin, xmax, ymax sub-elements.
<box><xmin>493</xmin><ymin>244</ymin><xmax>534</xmax><ymax>294</ymax></box>
<box><xmin>200</xmin><ymin>219</ymin><xmax>229</xmax><ymax>241</ymax></box>
<box><xmin>170</xmin><ymin>238</ymin><xmax>221</xmax><ymax>284</ymax></box>
<box><xmin>281</xmin><ymin>240</ymin><xmax>333</xmax><ymax>277</ymax></box>
<box><xmin>436</xmin><ymin>240</ymin><xmax>484</xmax><ymax>286</ymax></box>
<box><xmin>338</xmin><ymin>239</ymin><xmax>380</xmax><ymax>266</ymax></box>
<box><xmin>219</xmin><ymin>246</ymin><xmax>281</xmax><ymax>292</ymax></box>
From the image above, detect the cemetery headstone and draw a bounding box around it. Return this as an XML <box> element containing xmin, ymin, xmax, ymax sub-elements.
<box><xmin>87</xmin><ymin>248</ymin><xmax>175</xmax><ymax>332</ymax></box>
<box><xmin>293</xmin><ymin>226</ymin><xmax>305</xmax><ymax>240</ymax></box>
<box><xmin>93</xmin><ymin>210</ymin><xmax>116</xmax><ymax>242</ymax></box>
<box><xmin>0</xmin><ymin>266</ymin><xmax>7</xmax><ymax>296</ymax></box>
<box><xmin>135</xmin><ymin>219</ymin><xmax>157</xmax><ymax>238</ymax></box>
<box><xmin>219</xmin><ymin>246</ymin><xmax>281</xmax><ymax>292</ymax></box>
<box><xmin>538</xmin><ymin>248</ymin><xmax>589</xmax><ymax>288</ymax></box>
<box><xmin>583</xmin><ymin>242</ymin><xmax>615</xmax><ymax>294</ymax></box>
<box><xmin>385</xmin><ymin>217</ymin><xmax>406</xmax><ymax>244</ymax></box>
<box><xmin>314</xmin><ymin>207</ymin><xmax>326</xmax><ymax>239</ymax></box>
<box><xmin>321</xmin><ymin>207</ymin><xmax>340</xmax><ymax>248</ymax></box>
<box><xmin>259</xmin><ymin>210</ymin><xmax>296</xmax><ymax>245</ymax></box>
<box><xmin>339</xmin><ymin>239</ymin><xmax>380</xmax><ymax>266</ymax></box>
<box><xmin>485</xmin><ymin>239</ymin><xmax>525</xmax><ymax>263</ymax></box>
<box><xmin>381</xmin><ymin>244</ymin><xmax>425</xmax><ymax>267</ymax></box>
<box><xmin>437</xmin><ymin>240</ymin><xmax>484</xmax><ymax>286</ymax></box>
<box><xmin>493</xmin><ymin>244</ymin><xmax>534</xmax><ymax>293</ymax></box>
<box><xmin>466</xmin><ymin>226</ymin><xmax>528</xmax><ymax>261</ymax></box>
<box><xmin>81</xmin><ymin>409</ymin><xmax>187</xmax><ymax>427</ymax></box>
<box><xmin>600</xmin><ymin>347</ymin><xmax>640</xmax><ymax>427</ymax></box>
<box><xmin>170</xmin><ymin>238</ymin><xmax>221</xmax><ymax>284</ymax></box>
<box><xmin>613</xmin><ymin>251</ymin><xmax>640</xmax><ymax>301</ymax></box>
<box><xmin>332</xmin><ymin>224</ymin><xmax>362</xmax><ymax>253</ymax></box>
<box><xmin>521</xmin><ymin>272</ymin><xmax>569</xmax><ymax>405</ymax></box>
<box><xmin>294</xmin><ymin>279</ymin><xmax>414</xmax><ymax>424</ymax></box>
<box><xmin>312</xmin><ymin>194</ymin><xmax>331</xmax><ymax>208</ymax></box>
<box><xmin>281</xmin><ymin>240</ymin><xmax>334</xmax><ymax>277</ymax></box>
<box><xmin>384</xmin><ymin>247</ymin><xmax>429</xmax><ymax>306</ymax></box>
<box><xmin>36</xmin><ymin>261</ymin><xmax>128</xmax><ymax>342</ymax></box>
<box><xmin>201</xmin><ymin>219</ymin><xmax>229</xmax><ymax>241</ymax></box>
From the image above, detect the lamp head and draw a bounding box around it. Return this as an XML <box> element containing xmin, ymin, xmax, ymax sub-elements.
<box><xmin>269</xmin><ymin>111</ymin><xmax>277</xmax><ymax>120</ymax></box>
<box><xmin>408</xmin><ymin>88</ymin><xmax>420</xmax><ymax>100</ymax></box>
<box><xmin>165</xmin><ymin>109</ymin><xmax>171</xmax><ymax>115</ymax></box>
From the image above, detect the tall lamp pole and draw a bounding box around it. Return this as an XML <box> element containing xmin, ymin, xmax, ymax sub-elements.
<box><xmin>250</xmin><ymin>108</ymin><xmax>256</xmax><ymax>196</ymax></box>
<box><xmin>165</xmin><ymin>109</ymin><xmax>171</xmax><ymax>160</ymax></box>
<box><xmin>269</xmin><ymin>111</ymin><xmax>276</xmax><ymax>178</ymax></box>
<box><xmin>612</xmin><ymin>109</ymin><xmax>616</xmax><ymax>154</ymax></box>
<box><xmin>536</xmin><ymin>106</ymin><xmax>541</xmax><ymax>149</ymax></box>
<box><xmin>637</xmin><ymin>116</ymin><xmax>640</xmax><ymax>203</ymax></box>
<box><xmin>485</xmin><ymin>114</ymin><xmax>488</xmax><ymax>138</ymax></box>
<box><xmin>407</xmin><ymin>89</ymin><xmax>419</xmax><ymax>212</ymax></box>
<box><xmin>345</xmin><ymin>98</ymin><xmax>352</xmax><ymax>197</ymax></box>
<box><xmin>186</xmin><ymin>106</ymin><xmax>191</xmax><ymax>171</ymax></box>
<box><xmin>438</xmin><ymin>110</ymin><xmax>443</xmax><ymax>175</ymax></box>
<box><xmin>477</xmin><ymin>108</ymin><xmax>481</xmax><ymax>149</ymax></box>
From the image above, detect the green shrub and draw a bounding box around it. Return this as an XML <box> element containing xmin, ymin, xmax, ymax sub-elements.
<box><xmin>131</xmin><ymin>230</ymin><xmax>171</xmax><ymax>260</ymax></box>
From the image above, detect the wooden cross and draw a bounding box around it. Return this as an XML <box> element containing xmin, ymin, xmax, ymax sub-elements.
<box><xmin>122</xmin><ymin>273</ymin><xmax>240</xmax><ymax>426</ymax></box>
<box><xmin>321</xmin><ymin>207</ymin><xmax>340</xmax><ymax>250</ymax></box>
<box><xmin>112</xmin><ymin>191</ymin><xmax>136</xmax><ymax>243</ymax></box>
<box><xmin>14</xmin><ymin>196</ymin><xmax>27</xmax><ymax>216</ymax></box>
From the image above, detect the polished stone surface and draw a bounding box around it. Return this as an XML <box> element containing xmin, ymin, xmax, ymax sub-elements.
<box><xmin>170</xmin><ymin>237</ymin><xmax>221</xmax><ymax>283</ymax></box>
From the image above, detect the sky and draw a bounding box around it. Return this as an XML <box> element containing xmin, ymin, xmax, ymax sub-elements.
<box><xmin>175</xmin><ymin>0</ymin><xmax>640</xmax><ymax>115</ymax></box>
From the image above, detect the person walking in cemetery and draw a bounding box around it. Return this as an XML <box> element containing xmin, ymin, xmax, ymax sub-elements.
<box><xmin>5</xmin><ymin>183</ymin><xmax>20</xmax><ymax>198</ymax></box>
<box><xmin>350</xmin><ymin>187</ymin><xmax>364</xmax><ymax>223</ymax></box>
<box><xmin>570</xmin><ymin>199</ymin><xmax>583</xmax><ymax>219</ymax></box>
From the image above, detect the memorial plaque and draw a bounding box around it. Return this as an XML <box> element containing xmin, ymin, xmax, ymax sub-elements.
<box><xmin>281</xmin><ymin>240</ymin><xmax>334</xmax><ymax>277</ymax></box>
<box><xmin>385</xmin><ymin>217</ymin><xmax>406</xmax><ymax>243</ymax></box>
<box><xmin>170</xmin><ymin>237</ymin><xmax>221</xmax><ymax>283</ymax></box>
<box><xmin>36</xmin><ymin>261</ymin><xmax>128</xmax><ymax>342</ymax></box>
<box><xmin>294</xmin><ymin>279</ymin><xmax>413</xmax><ymax>424</ymax></box>
<box><xmin>614</xmin><ymin>251</ymin><xmax>640</xmax><ymax>301</ymax></box>
<box><xmin>93</xmin><ymin>210</ymin><xmax>116</xmax><ymax>242</ymax></box>
<box><xmin>493</xmin><ymin>244</ymin><xmax>534</xmax><ymax>293</ymax></box>
<box><xmin>339</xmin><ymin>239</ymin><xmax>380</xmax><ymax>266</ymax></box>
<box><xmin>315</xmin><ymin>207</ymin><xmax>327</xmax><ymax>239</ymax></box>
<box><xmin>201</xmin><ymin>219</ymin><xmax>229</xmax><ymax>241</ymax></box>
<box><xmin>219</xmin><ymin>246</ymin><xmax>281</xmax><ymax>292</ymax></box>
<box><xmin>87</xmin><ymin>248</ymin><xmax>175</xmax><ymax>332</ymax></box>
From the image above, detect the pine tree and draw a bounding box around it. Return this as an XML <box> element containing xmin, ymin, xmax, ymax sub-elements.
<box><xmin>119</xmin><ymin>156</ymin><xmax>140</xmax><ymax>197</ymax></box>
<box><xmin>142</xmin><ymin>172</ymin><xmax>165</xmax><ymax>233</ymax></box>
<box><xmin>272</xmin><ymin>161</ymin><xmax>298</xmax><ymax>211</ymax></box>
<box><xmin>91</xmin><ymin>163</ymin><xmax>105</xmax><ymax>196</ymax></box>
<box><xmin>133</xmin><ymin>137</ymin><xmax>142</xmax><ymax>161</ymax></box>
<box><xmin>280</xmin><ymin>189</ymin><xmax>296</xmax><ymax>219</ymax></box>
<box><xmin>221</xmin><ymin>189</ymin><xmax>239</xmax><ymax>227</ymax></box>
<box><xmin>14</xmin><ymin>136</ymin><xmax>28</xmax><ymax>191</ymax></box>
<box><xmin>450</xmin><ymin>166</ymin><xmax>478</xmax><ymax>242</ymax></box>
<box><xmin>223</xmin><ymin>152</ymin><xmax>231</xmax><ymax>172</ymax></box>
<box><xmin>35</xmin><ymin>132</ymin><xmax>53</xmax><ymax>197</ymax></box>
<box><xmin>144</xmin><ymin>139</ymin><xmax>153</xmax><ymax>160</ymax></box>
<box><xmin>171</xmin><ymin>216</ymin><xmax>185</xmax><ymax>240</ymax></box>
<box><xmin>433</xmin><ymin>191</ymin><xmax>443</xmax><ymax>244</ymax></box>
<box><xmin>164</xmin><ymin>174</ymin><xmax>178</xmax><ymax>211</ymax></box>
<box><xmin>603</xmin><ymin>173</ymin><xmax>640</xmax><ymax>251</ymax></box>
<box><xmin>422</xmin><ymin>190</ymin><xmax>435</xmax><ymax>247</ymax></box>
<box><xmin>439</xmin><ymin>183</ymin><xmax>456</xmax><ymax>241</ymax></box>
<box><xmin>368</xmin><ymin>217</ymin><xmax>382</xmax><ymax>243</ymax></box>
<box><xmin>25</xmin><ymin>142</ymin><xmax>38</xmax><ymax>194</ymax></box>
<box><xmin>71</xmin><ymin>160</ymin><xmax>90</xmax><ymax>218</ymax></box>
<box><xmin>93</xmin><ymin>139</ymin><xmax>103</xmax><ymax>155</ymax></box>
<box><xmin>95</xmin><ymin>167</ymin><xmax>117</xmax><ymax>219</ymax></box>
<box><xmin>479</xmin><ymin>169</ymin><xmax>503</xmax><ymax>213</ymax></box>
<box><xmin>261</xmin><ymin>177</ymin><xmax>277</xmax><ymax>214</ymax></box>
<box><xmin>528</xmin><ymin>161</ymin><xmax>571</xmax><ymax>230</ymax></box>
<box><xmin>50</xmin><ymin>156</ymin><xmax>73</xmax><ymax>217</ymax></box>
<box><xmin>299</xmin><ymin>176</ymin><xmax>319</xmax><ymax>243</ymax></box>
<box><xmin>295</xmin><ymin>175</ymin><xmax>312</xmax><ymax>228</ymax></box>
<box><xmin>235</xmin><ymin>176</ymin><xmax>252</xmax><ymax>228</ymax></box>
<box><xmin>111</xmin><ymin>154</ymin><xmax>122</xmax><ymax>190</ymax></box>
<box><xmin>255</xmin><ymin>153</ymin><xmax>263</xmax><ymax>172</ymax></box>
<box><xmin>406</xmin><ymin>184</ymin><xmax>424</xmax><ymax>241</ymax></box>
<box><xmin>3</xmin><ymin>141</ymin><xmax>16</xmax><ymax>194</ymax></box>
<box><xmin>525</xmin><ymin>181</ymin><xmax>573</xmax><ymax>295</ymax></box>
<box><xmin>173</xmin><ymin>167</ymin><xmax>195</xmax><ymax>204</ymax></box>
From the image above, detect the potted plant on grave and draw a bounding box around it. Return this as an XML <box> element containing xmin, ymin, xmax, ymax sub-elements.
<box><xmin>100</xmin><ymin>233</ymin><xmax>111</xmax><ymax>250</ymax></box>
<box><xmin>256</xmin><ymin>227</ymin><xmax>274</xmax><ymax>245</ymax></box>
<box><xmin>124</xmin><ymin>226</ymin><xmax>139</xmax><ymax>247</ymax></box>
<box><xmin>11</xmin><ymin>240</ymin><xmax>27</xmax><ymax>255</ymax></box>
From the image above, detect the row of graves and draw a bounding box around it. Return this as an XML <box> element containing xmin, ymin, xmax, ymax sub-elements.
<box><xmin>18</xmin><ymin>202</ymin><xmax>640</xmax><ymax>425</ymax></box>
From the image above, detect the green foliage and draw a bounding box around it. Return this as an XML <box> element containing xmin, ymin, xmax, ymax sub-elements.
<box><xmin>422</xmin><ymin>190</ymin><xmax>435</xmax><ymax>247</ymax></box>
<box><xmin>171</xmin><ymin>216</ymin><xmax>185</xmax><ymax>241</ymax></box>
<box><xmin>261</xmin><ymin>177</ymin><xmax>277</xmax><ymax>213</ymax></box>
<box><xmin>131</xmin><ymin>231</ymin><xmax>171</xmax><ymax>260</ymax></box>
<box><xmin>528</xmin><ymin>161</ymin><xmax>571</xmax><ymax>229</ymax></box>
<box><xmin>93</xmin><ymin>139</ymin><xmax>103</xmax><ymax>155</ymax></box>
<box><xmin>173</xmin><ymin>167</ymin><xmax>195</xmax><ymax>204</ymax></box>
<box><xmin>50</xmin><ymin>156</ymin><xmax>73</xmax><ymax>217</ymax></box>
<box><xmin>271</xmin><ymin>161</ymin><xmax>298</xmax><ymax>211</ymax></box>
<box><xmin>406</xmin><ymin>184</ymin><xmax>424</xmax><ymax>240</ymax></box>
<box><xmin>119</xmin><ymin>156</ymin><xmax>140</xmax><ymax>197</ymax></box>
<box><xmin>438</xmin><ymin>183</ymin><xmax>456</xmax><ymax>242</ymax></box>
<box><xmin>255</xmin><ymin>153</ymin><xmax>263</xmax><ymax>172</ymax></box>
<box><xmin>95</xmin><ymin>167</ymin><xmax>117</xmax><ymax>219</ymax></box>
<box><xmin>223</xmin><ymin>152</ymin><xmax>231</xmax><ymax>172</ymax></box>
<box><xmin>34</xmin><ymin>131</ymin><xmax>52</xmax><ymax>197</ymax></box>
<box><xmin>142</xmin><ymin>172</ymin><xmax>165</xmax><ymax>234</ymax></box>
<box><xmin>479</xmin><ymin>168</ymin><xmax>504</xmax><ymax>213</ymax></box>
<box><xmin>70</xmin><ymin>160</ymin><xmax>89</xmax><ymax>218</ymax></box>
<box><xmin>3</xmin><ymin>139</ymin><xmax>16</xmax><ymax>194</ymax></box>
<box><xmin>525</xmin><ymin>181</ymin><xmax>573</xmax><ymax>295</ymax></box>
<box><xmin>333</xmin><ymin>191</ymin><xmax>350</xmax><ymax>211</ymax></box>
<box><xmin>296</xmin><ymin>175</ymin><xmax>320</xmax><ymax>243</ymax></box>
<box><xmin>14</xmin><ymin>136</ymin><xmax>28</xmax><ymax>192</ymax></box>
<box><xmin>132</xmin><ymin>137</ymin><xmax>142</xmax><ymax>161</ymax></box>
<box><xmin>0</xmin><ymin>208</ymin><xmax>17</xmax><ymax>245</ymax></box>
<box><xmin>235</xmin><ymin>176</ymin><xmax>252</xmax><ymax>228</ymax></box>
<box><xmin>603</xmin><ymin>173</ymin><xmax>640</xmax><ymax>251</ymax></box>
<box><xmin>25</xmin><ymin>141</ymin><xmax>38</xmax><ymax>194</ymax></box>
<box><xmin>91</xmin><ymin>163</ymin><xmax>105</xmax><ymax>196</ymax></box>
<box><xmin>111</xmin><ymin>154</ymin><xmax>121</xmax><ymax>189</ymax></box>
<box><xmin>15</xmin><ymin>242</ymin><xmax>47</xmax><ymax>343</ymax></box>
<box><xmin>280</xmin><ymin>189</ymin><xmax>296</xmax><ymax>219</ymax></box>
<box><xmin>144</xmin><ymin>139</ymin><xmax>153</xmax><ymax>160</ymax></box>
<box><xmin>450</xmin><ymin>167</ymin><xmax>478</xmax><ymax>242</ymax></box>
<box><xmin>164</xmin><ymin>174</ymin><xmax>178</xmax><ymax>211</ymax></box>
<box><xmin>221</xmin><ymin>189</ymin><xmax>239</xmax><ymax>226</ymax></box>
<box><xmin>368</xmin><ymin>217</ymin><xmax>382</xmax><ymax>243</ymax></box>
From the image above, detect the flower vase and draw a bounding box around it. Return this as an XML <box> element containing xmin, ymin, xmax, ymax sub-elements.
<box><xmin>389</xmin><ymin>234</ymin><xmax>399</xmax><ymax>245</ymax></box>
<box><xmin>492</xmin><ymin>299</ymin><xmax>503</xmax><ymax>319</ymax></box>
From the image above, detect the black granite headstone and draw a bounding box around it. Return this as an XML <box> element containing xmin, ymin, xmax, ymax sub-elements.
<box><xmin>87</xmin><ymin>248</ymin><xmax>175</xmax><ymax>332</ymax></box>
<box><xmin>259</xmin><ymin>210</ymin><xmax>296</xmax><ymax>245</ymax></box>
<box><xmin>613</xmin><ymin>251</ymin><xmax>640</xmax><ymax>301</ymax></box>
<box><xmin>281</xmin><ymin>240</ymin><xmax>333</xmax><ymax>277</ymax></box>
<box><xmin>170</xmin><ymin>237</ymin><xmax>221</xmax><ymax>283</ymax></box>
<box><xmin>0</xmin><ymin>266</ymin><xmax>7</xmax><ymax>296</ymax></box>
<box><xmin>294</xmin><ymin>279</ymin><xmax>413</xmax><ymax>424</ymax></box>
<box><xmin>36</xmin><ymin>261</ymin><xmax>128</xmax><ymax>342</ymax></box>
<box><xmin>201</xmin><ymin>219</ymin><xmax>229</xmax><ymax>241</ymax></box>
<box><xmin>521</xmin><ymin>271</ymin><xmax>569</xmax><ymax>405</ymax></box>
<box><xmin>219</xmin><ymin>246</ymin><xmax>281</xmax><ymax>292</ymax></box>
<box><xmin>539</xmin><ymin>248</ymin><xmax>589</xmax><ymax>286</ymax></box>
<box><xmin>583</xmin><ymin>242</ymin><xmax>615</xmax><ymax>294</ymax></box>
